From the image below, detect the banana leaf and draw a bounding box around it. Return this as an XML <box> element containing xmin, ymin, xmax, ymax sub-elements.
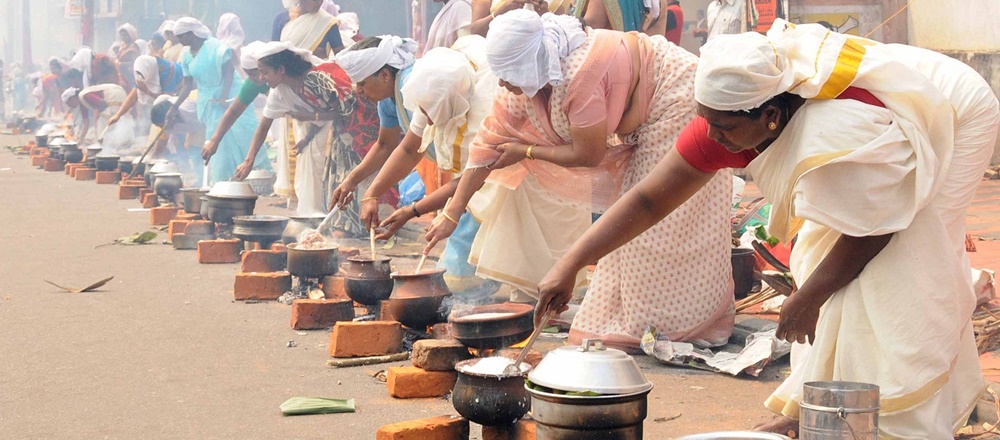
<box><xmin>279</xmin><ymin>397</ymin><xmax>355</xmax><ymax>416</ymax></box>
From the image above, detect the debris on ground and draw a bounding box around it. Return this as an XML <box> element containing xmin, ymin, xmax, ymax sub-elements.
<box><xmin>279</xmin><ymin>397</ymin><xmax>355</xmax><ymax>416</ymax></box>
<box><xmin>327</xmin><ymin>352</ymin><xmax>411</xmax><ymax>368</ymax></box>
<box><xmin>44</xmin><ymin>276</ymin><xmax>115</xmax><ymax>293</ymax></box>
<box><xmin>94</xmin><ymin>231</ymin><xmax>158</xmax><ymax>249</ymax></box>
<box><xmin>641</xmin><ymin>324</ymin><xmax>791</xmax><ymax>377</ymax></box>
<box><xmin>653</xmin><ymin>413</ymin><xmax>682</xmax><ymax>423</ymax></box>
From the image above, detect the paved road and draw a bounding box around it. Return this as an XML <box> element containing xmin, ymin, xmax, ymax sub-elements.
<box><xmin>0</xmin><ymin>138</ymin><xmax>779</xmax><ymax>439</ymax></box>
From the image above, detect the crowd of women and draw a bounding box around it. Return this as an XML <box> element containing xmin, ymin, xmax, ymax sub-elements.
<box><xmin>18</xmin><ymin>0</ymin><xmax>1000</xmax><ymax>435</ymax></box>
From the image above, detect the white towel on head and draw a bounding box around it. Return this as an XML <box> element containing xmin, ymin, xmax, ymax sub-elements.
<box><xmin>254</xmin><ymin>41</ymin><xmax>324</xmax><ymax>67</ymax></box>
<box><xmin>240</xmin><ymin>41</ymin><xmax>267</xmax><ymax>70</ymax></box>
<box><xmin>216</xmin><ymin>13</ymin><xmax>245</xmax><ymax>49</ymax></box>
<box><xmin>335</xmin><ymin>35</ymin><xmax>418</xmax><ymax>83</ymax></box>
<box><xmin>61</xmin><ymin>87</ymin><xmax>80</xmax><ymax>106</ymax></box>
<box><xmin>117</xmin><ymin>23</ymin><xmax>138</xmax><ymax>42</ymax></box>
<box><xmin>133</xmin><ymin>56</ymin><xmax>160</xmax><ymax>104</ymax></box>
<box><xmin>158</xmin><ymin>20</ymin><xmax>176</xmax><ymax>35</ymax></box>
<box><xmin>173</xmin><ymin>17</ymin><xmax>212</xmax><ymax>40</ymax></box>
<box><xmin>484</xmin><ymin>10</ymin><xmax>586</xmax><ymax>98</ymax></box>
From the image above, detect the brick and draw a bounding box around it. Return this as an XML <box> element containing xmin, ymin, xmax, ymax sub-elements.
<box><xmin>184</xmin><ymin>220</ymin><xmax>215</xmax><ymax>236</ymax></box>
<box><xmin>412</xmin><ymin>339</ymin><xmax>472</xmax><ymax>371</ymax></box>
<box><xmin>241</xmin><ymin>249</ymin><xmax>287</xmax><ymax>273</ymax></box>
<box><xmin>118</xmin><ymin>184</ymin><xmax>142</xmax><ymax>200</ymax></box>
<box><xmin>150</xmin><ymin>206</ymin><xmax>180</xmax><ymax>226</ymax></box>
<box><xmin>379</xmin><ymin>299</ymin><xmax>396</xmax><ymax>321</ymax></box>
<box><xmin>74</xmin><ymin>167</ymin><xmax>96</xmax><ymax>180</ymax></box>
<box><xmin>482</xmin><ymin>419</ymin><xmax>536</xmax><ymax>440</ymax></box>
<box><xmin>376</xmin><ymin>415</ymin><xmax>469</xmax><ymax>440</ymax></box>
<box><xmin>43</xmin><ymin>158</ymin><xmax>65</xmax><ymax>172</ymax></box>
<box><xmin>320</xmin><ymin>275</ymin><xmax>348</xmax><ymax>300</ymax></box>
<box><xmin>495</xmin><ymin>349</ymin><xmax>544</xmax><ymax>370</ymax></box>
<box><xmin>432</xmin><ymin>323</ymin><xmax>453</xmax><ymax>340</ymax></box>
<box><xmin>271</xmin><ymin>243</ymin><xmax>287</xmax><ymax>252</ymax></box>
<box><xmin>64</xmin><ymin>163</ymin><xmax>78</xmax><ymax>175</ymax></box>
<box><xmin>197</xmin><ymin>239</ymin><xmax>242</xmax><ymax>264</ymax></box>
<box><xmin>290</xmin><ymin>298</ymin><xmax>354</xmax><ymax>329</ymax></box>
<box><xmin>328</xmin><ymin>321</ymin><xmax>403</xmax><ymax>358</ymax></box>
<box><xmin>168</xmin><ymin>220</ymin><xmax>190</xmax><ymax>241</ymax></box>
<box><xmin>142</xmin><ymin>193</ymin><xmax>159</xmax><ymax>209</ymax></box>
<box><xmin>95</xmin><ymin>171</ymin><xmax>120</xmax><ymax>184</ymax></box>
<box><xmin>176</xmin><ymin>212</ymin><xmax>199</xmax><ymax>221</ymax></box>
<box><xmin>31</xmin><ymin>155</ymin><xmax>47</xmax><ymax>167</ymax></box>
<box><xmin>387</xmin><ymin>366</ymin><xmax>458</xmax><ymax>399</ymax></box>
<box><xmin>30</xmin><ymin>146</ymin><xmax>46</xmax><ymax>156</ymax></box>
<box><xmin>234</xmin><ymin>271</ymin><xmax>291</xmax><ymax>301</ymax></box>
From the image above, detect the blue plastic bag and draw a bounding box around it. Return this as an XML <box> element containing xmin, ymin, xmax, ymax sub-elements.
<box><xmin>398</xmin><ymin>170</ymin><xmax>426</xmax><ymax>206</ymax></box>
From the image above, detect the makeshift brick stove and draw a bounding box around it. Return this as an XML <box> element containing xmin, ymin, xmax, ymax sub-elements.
<box><xmin>281</xmin><ymin>242</ymin><xmax>340</xmax><ymax>305</ymax></box>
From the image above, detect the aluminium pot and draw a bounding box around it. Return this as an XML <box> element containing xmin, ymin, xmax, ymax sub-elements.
<box><xmin>286</xmin><ymin>242</ymin><xmax>340</xmax><ymax>278</ymax></box>
<box><xmin>449</xmin><ymin>303</ymin><xmax>535</xmax><ymax>350</ymax></box>
<box><xmin>199</xmin><ymin>196</ymin><xmax>210</xmax><ymax>219</ymax></box>
<box><xmin>452</xmin><ymin>358</ymin><xmax>532</xmax><ymax>426</ymax></box>
<box><xmin>206</xmin><ymin>195</ymin><xmax>257</xmax><ymax>224</ymax></box>
<box><xmin>233</xmin><ymin>215</ymin><xmax>290</xmax><ymax>251</ymax></box>
<box><xmin>282</xmin><ymin>215</ymin><xmax>326</xmax><ymax>244</ymax></box>
<box><xmin>145</xmin><ymin>161</ymin><xmax>178</xmax><ymax>186</ymax></box>
<box><xmin>181</xmin><ymin>188</ymin><xmax>210</xmax><ymax>214</ymax></box>
<box><xmin>343</xmin><ymin>256</ymin><xmax>393</xmax><ymax>306</ymax></box>
<box><xmin>62</xmin><ymin>143</ymin><xmax>83</xmax><ymax>163</ymax></box>
<box><xmin>84</xmin><ymin>156</ymin><xmax>97</xmax><ymax>169</ymax></box>
<box><xmin>35</xmin><ymin>134</ymin><xmax>48</xmax><ymax>147</ymax></box>
<box><xmin>153</xmin><ymin>173</ymin><xmax>184</xmax><ymax>204</ymax></box>
<box><xmin>86</xmin><ymin>145</ymin><xmax>102</xmax><ymax>160</ymax></box>
<box><xmin>94</xmin><ymin>155</ymin><xmax>120</xmax><ymax>172</ymax></box>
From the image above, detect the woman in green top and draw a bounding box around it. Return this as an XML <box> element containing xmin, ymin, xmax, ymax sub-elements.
<box><xmin>202</xmin><ymin>41</ymin><xmax>269</xmax><ymax>162</ymax></box>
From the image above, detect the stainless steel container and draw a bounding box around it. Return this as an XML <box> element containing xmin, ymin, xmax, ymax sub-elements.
<box><xmin>800</xmin><ymin>381</ymin><xmax>879</xmax><ymax>439</ymax></box>
<box><xmin>526</xmin><ymin>339</ymin><xmax>653</xmax><ymax>440</ymax></box>
<box><xmin>286</xmin><ymin>243</ymin><xmax>340</xmax><ymax>278</ymax></box>
<box><xmin>677</xmin><ymin>432</ymin><xmax>792</xmax><ymax>439</ymax></box>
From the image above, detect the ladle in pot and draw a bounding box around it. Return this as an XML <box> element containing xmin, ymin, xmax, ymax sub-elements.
<box><xmin>503</xmin><ymin>311</ymin><xmax>552</xmax><ymax>376</ymax></box>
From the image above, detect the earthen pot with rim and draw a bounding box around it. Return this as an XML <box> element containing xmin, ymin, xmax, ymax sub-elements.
<box><xmin>343</xmin><ymin>256</ymin><xmax>393</xmax><ymax>306</ymax></box>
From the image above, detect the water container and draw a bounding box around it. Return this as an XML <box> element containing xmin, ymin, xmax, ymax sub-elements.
<box><xmin>800</xmin><ymin>381</ymin><xmax>879</xmax><ymax>439</ymax></box>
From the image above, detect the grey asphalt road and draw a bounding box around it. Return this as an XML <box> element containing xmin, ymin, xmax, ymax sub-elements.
<box><xmin>0</xmin><ymin>135</ymin><xmax>779</xmax><ymax>439</ymax></box>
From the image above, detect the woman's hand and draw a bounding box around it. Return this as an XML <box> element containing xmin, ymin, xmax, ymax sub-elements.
<box><xmin>201</xmin><ymin>139</ymin><xmax>220</xmax><ymax>162</ymax></box>
<box><xmin>377</xmin><ymin>206</ymin><xmax>415</xmax><ymax>240</ymax></box>
<box><xmin>775</xmin><ymin>289</ymin><xmax>821</xmax><ymax>345</ymax></box>
<box><xmin>290</xmin><ymin>137</ymin><xmax>312</xmax><ymax>156</ymax></box>
<box><xmin>107</xmin><ymin>114</ymin><xmax>120</xmax><ymax>126</ymax></box>
<box><xmin>424</xmin><ymin>212</ymin><xmax>459</xmax><ymax>254</ymax></box>
<box><xmin>535</xmin><ymin>262</ymin><xmax>577</xmax><ymax>326</ymax></box>
<box><xmin>495</xmin><ymin>0</ymin><xmax>527</xmax><ymax>15</ymax></box>
<box><xmin>330</xmin><ymin>179</ymin><xmax>356</xmax><ymax>209</ymax></box>
<box><xmin>233</xmin><ymin>160</ymin><xmax>254</xmax><ymax>181</ymax></box>
<box><xmin>488</xmin><ymin>142</ymin><xmax>529</xmax><ymax>170</ymax></box>
<box><xmin>359</xmin><ymin>198</ymin><xmax>382</xmax><ymax>231</ymax></box>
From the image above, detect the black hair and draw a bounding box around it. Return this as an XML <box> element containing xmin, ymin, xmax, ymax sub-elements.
<box><xmin>668</xmin><ymin>0</ymin><xmax>680</xmax><ymax>5</ymax></box>
<box><xmin>149</xmin><ymin>33</ymin><xmax>166</xmax><ymax>46</ymax></box>
<box><xmin>49</xmin><ymin>59</ymin><xmax>62</xmax><ymax>69</ymax></box>
<box><xmin>350</xmin><ymin>37</ymin><xmax>400</xmax><ymax>77</ymax></box>
<box><xmin>258</xmin><ymin>50</ymin><xmax>313</xmax><ymax>77</ymax></box>
<box><xmin>151</xmin><ymin>100</ymin><xmax>171</xmax><ymax>127</ymax></box>
<box><xmin>740</xmin><ymin>92</ymin><xmax>792</xmax><ymax>119</ymax></box>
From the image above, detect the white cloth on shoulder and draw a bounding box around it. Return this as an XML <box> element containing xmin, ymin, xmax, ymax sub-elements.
<box><xmin>216</xmin><ymin>13</ymin><xmax>246</xmax><ymax>50</ymax></box>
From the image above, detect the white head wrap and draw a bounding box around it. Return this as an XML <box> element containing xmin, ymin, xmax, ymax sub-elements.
<box><xmin>282</xmin><ymin>0</ymin><xmax>296</xmax><ymax>8</ymax></box>
<box><xmin>255</xmin><ymin>41</ymin><xmax>325</xmax><ymax>68</ymax></box>
<box><xmin>117</xmin><ymin>23</ymin><xmax>139</xmax><ymax>43</ymax></box>
<box><xmin>484</xmin><ymin>10</ymin><xmax>587</xmax><ymax>98</ymax></box>
<box><xmin>322</xmin><ymin>0</ymin><xmax>340</xmax><ymax>16</ymax></box>
<box><xmin>133</xmin><ymin>55</ymin><xmax>160</xmax><ymax>104</ymax></box>
<box><xmin>173</xmin><ymin>17</ymin><xmax>212</xmax><ymax>40</ymax></box>
<box><xmin>61</xmin><ymin>87</ymin><xmax>80</xmax><ymax>106</ymax></box>
<box><xmin>240</xmin><ymin>41</ymin><xmax>267</xmax><ymax>70</ymax></box>
<box><xmin>338</xmin><ymin>12</ymin><xmax>360</xmax><ymax>43</ymax></box>
<box><xmin>153</xmin><ymin>94</ymin><xmax>173</xmax><ymax>108</ymax></box>
<box><xmin>158</xmin><ymin>20</ymin><xmax>176</xmax><ymax>35</ymax></box>
<box><xmin>216</xmin><ymin>13</ymin><xmax>245</xmax><ymax>49</ymax></box>
<box><xmin>69</xmin><ymin>48</ymin><xmax>94</xmax><ymax>87</ymax></box>
<box><xmin>335</xmin><ymin>35</ymin><xmax>418</xmax><ymax>83</ymax></box>
<box><xmin>694</xmin><ymin>32</ymin><xmax>795</xmax><ymax>112</ymax></box>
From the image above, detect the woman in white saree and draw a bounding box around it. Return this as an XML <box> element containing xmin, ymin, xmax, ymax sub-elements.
<box><xmin>534</xmin><ymin>20</ymin><xmax>999</xmax><ymax>438</ymax></box>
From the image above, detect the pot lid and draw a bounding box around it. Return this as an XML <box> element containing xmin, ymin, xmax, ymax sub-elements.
<box><xmin>87</xmin><ymin>145</ymin><xmax>102</xmax><ymax>150</ymax></box>
<box><xmin>155</xmin><ymin>172</ymin><xmax>183</xmax><ymax>178</ymax></box>
<box><xmin>148</xmin><ymin>162</ymin><xmax>180</xmax><ymax>174</ymax></box>
<box><xmin>208</xmin><ymin>181</ymin><xmax>258</xmax><ymax>199</ymax></box>
<box><xmin>96</xmin><ymin>153</ymin><xmax>119</xmax><ymax>158</ymax></box>
<box><xmin>527</xmin><ymin>339</ymin><xmax>652</xmax><ymax>395</ymax></box>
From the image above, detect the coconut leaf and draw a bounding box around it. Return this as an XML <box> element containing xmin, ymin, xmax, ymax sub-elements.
<box><xmin>279</xmin><ymin>397</ymin><xmax>355</xmax><ymax>416</ymax></box>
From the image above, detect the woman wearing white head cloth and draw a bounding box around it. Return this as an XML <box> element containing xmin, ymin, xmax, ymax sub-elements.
<box><xmin>105</xmin><ymin>55</ymin><xmax>183</xmax><ymax>128</ymax></box>
<box><xmin>231</xmin><ymin>42</ymin><xmax>382</xmax><ymax>227</ymax></box>
<box><xmin>170</xmin><ymin>17</ymin><xmax>272</xmax><ymax>184</ymax></box>
<box><xmin>61</xmin><ymin>83</ymin><xmax>132</xmax><ymax>151</ymax></box>
<box><xmin>331</xmin><ymin>35</ymin><xmax>431</xmax><ymax>209</ymax></box>
<box><xmin>425</xmin><ymin>10</ymin><xmax>734</xmax><ymax>337</ymax></box>
<box><xmin>357</xmin><ymin>35</ymin><xmax>501</xmax><ymax>302</ymax></box>
<box><xmin>537</xmin><ymin>20</ymin><xmax>999</xmax><ymax>437</ymax></box>
<box><xmin>216</xmin><ymin>13</ymin><xmax>247</xmax><ymax>78</ymax></box>
<box><xmin>159</xmin><ymin>20</ymin><xmax>185</xmax><ymax>62</ymax></box>
<box><xmin>114</xmin><ymin>23</ymin><xmax>142</xmax><ymax>91</ymax></box>
<box><xmin>423</xmin><ymin>0</ymin><xmax>472</xmax><ymax>52</ymax></box>
<box><xmin>280</xmin><ymin>0</ymin><xmax>344</xmax><ymax>59</ymax></box>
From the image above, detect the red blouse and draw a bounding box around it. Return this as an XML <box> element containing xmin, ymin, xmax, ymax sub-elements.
<box><xmin>677</xmin><ymin>87</ymin><xmax>886</xmax><ymax>172</ymax></box>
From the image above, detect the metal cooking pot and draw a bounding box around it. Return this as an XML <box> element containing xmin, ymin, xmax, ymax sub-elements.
<box><xmin>118</xmin><ymin>156</ymin><xmax>135</xmax><ymax>174</ymax></box>
<box><xmin>181</xmin><ymin>188</ymin><xmax>210</xmax><ymax>214</ymax></box>
<box><xmin>286</xmin><ymin>243</ymin><xmax>340</xmax><ymax>278</ymax></box>
<box><xmin>62</xmin><ymin>143</ymin><xmax>83</xmax><ymax>163</ymax></box>
<box><xmin>48</xmin><ymin>143</ymin><xmax>63</xmax><ymax>160</ymax></box>
<box><xmin>145</xmin><ymin>161</ymin><xmax>177</xmax><ymax>186</ymax></box>
<box><xmin>452</xmin><ymin>358</ymin><xmax>532</xmax><ymax>426</ymax></box>
<box><xmin>84</xmin><ymin>156</ymin><xmax>97</xmax><ymax>169</ymax></box>
<box><xmin>449</xmin><ymin>303</ymin><xmax>535</xmax><ymax>350</ymax></box>
<box><xmin>86</xmin><ymin>145</ymin><xmax>102</xmax><ymax>159</ymax></box>
<box><xmin>35</xmin><ymin>134</ymin><xmax>48</xmax><ymax>147</ymax></box>
<box><xmin>94</xmin><ymin>155</ymin><xmax>120</xmax><ymax>172</ymax></box>
<box><xmin>153</xmin><ymin>173</ymin><xmax>184</xmax><ymax>204</ymax></box>
<box><xmin>206</xmin><ymin>195</ymin><xmax>258</xmax><ymax>224</ymax></box>
<box><xmin>343</xmin><ymin>256</ymin><xmax>393</xmax><ymax>306</ymax></box>
<box><xmin>526</xmin><ymin>339</ymin><xmax>653</xmax><ymax>440</ymax></box>
<box><xmin>282</xmin><ymin>215</ymin><xmax>326</xmax><ymax>244</ymax></box>
<box><xmin>732</xmin><ymin>248</ymin><xmax>756</xmax><ymax>299</ymax></box>
<box><xmin>199</xmin><ymin>196</ymin><xmax>210</xmax><ymax>219</ymax></box>
<box><xmin>132</xmin><ymin>157</ymin><xmax>147</xmax><ymax>176</ymax></box>
<box><xmin>233</xmin><ymin>215</ymin><xmax>290</xmax><ymax>250</ymax></box>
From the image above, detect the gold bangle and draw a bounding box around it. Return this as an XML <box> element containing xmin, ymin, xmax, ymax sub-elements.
<box><xmin>360</xmin><ymin>197</ymin><xmax>378</xmax><ymax>203</ymax></box>
<box><xmin>526</xmin><ymin>144</ymin><xmax>535</xmax><ymax>160</ymax></box>
<box><xmin>441</xmin><ymin>211</ymin><xmax>459</xmax><ymax>225</ymax></box>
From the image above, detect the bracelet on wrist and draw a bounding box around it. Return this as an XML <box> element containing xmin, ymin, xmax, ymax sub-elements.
<box><xmin>411</xmin><ymin>203</ymin><xmax>421</xmax><ymax>217</ymax></box>
<box><xmin>526</xmin><ymin>144</ymin><xmax>535</xmax><ymax>160</ymax></box>
<box><xmin>360</xmin><ymin>197</ymin><xmax>378</xmax><ymax>203</ymax></box>
<box><xmin>441</xmin><ymin>211</ymin><xmax>459</xmax><ymax>225</ymax></box>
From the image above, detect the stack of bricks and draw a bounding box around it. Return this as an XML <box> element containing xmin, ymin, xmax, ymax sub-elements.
<box><xmin>140</xmin><ymin>189</ymin><xmax>158</xmax><ymax>208</ymax></box>
<box><xmin>232</xmin><ymin>246</ymin><xmax>291</xmax><ymax>301</ymax></box>
<box><xmin>150</xmin><ymin>206</ymin><xmax>180</xmax><ymax>226</ymax></box>
<box><xmin>329</xmin><ymin>321</ymin><xmax>404</xmax><ymax>359</ymax></box>
<box><xmin>43</xmin><ymin>158</ymin><xmax>65</xmax><ymax>172</ymax></box>
<box><xmin>376</xmin><ymin>415</ymin><xmax>469</xmax><ymax>440</ymax></box>
<box><xmin>172</xmin><ymin>220</ymin><xmax>213</xmax><ymax>250</ymax></box>
<box><xmin>118</xmin><ymin>182</ymin><xmax>145</xmax><ymax>200</ymax></box>
<box><xmin>73</xmin><ymin>167</ymin><xmax>96</xmax><ymax>181</ymax></box>
<box><xmin>385</xmin><ymin>338</ymin><xmax>471</xmax><ymax>400</ymax></box>
<box><xmin>95</xmin><ymin>171</ymin><xmax>120</xmax><ymax>184</ymax></box>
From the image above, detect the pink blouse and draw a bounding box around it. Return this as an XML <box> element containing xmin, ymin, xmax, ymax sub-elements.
<box><xmin>566</xmin><ymin>39</ymin><xmax>634</xmax><ymax>133</ymax></box>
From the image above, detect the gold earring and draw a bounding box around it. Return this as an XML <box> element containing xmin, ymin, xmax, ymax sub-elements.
<box><xmin>768</xmin><ymin>122</ymin><xmax>778</xmax><ymax>131</ymax></box>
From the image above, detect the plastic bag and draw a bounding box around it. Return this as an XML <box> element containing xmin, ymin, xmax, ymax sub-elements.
<box><xmin>398</xmin><ymin>170</ymin><xmax>425</xmax><ymax>206</ymax></box>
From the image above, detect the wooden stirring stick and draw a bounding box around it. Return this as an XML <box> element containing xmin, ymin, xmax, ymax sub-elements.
<box><xmin>415</xmin><ymin>253</ymin><xmax>428</xmax><ymax>274</ymax></box>
<box><xmin>369</xmin><ymin>228</ymin><xmax>377</xmax><ymax>260</ymax></box>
